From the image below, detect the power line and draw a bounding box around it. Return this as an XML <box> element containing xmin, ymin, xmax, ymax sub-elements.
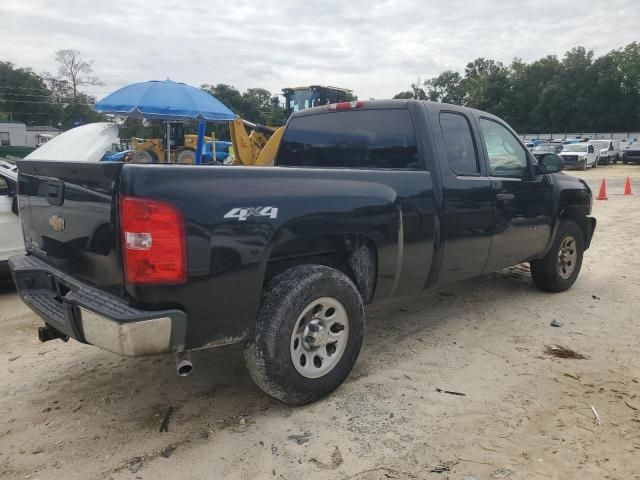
<box><xmin>0</xmin><ymin>92</ymin><xmax>54</xmax><ymax>98</ymax></box>
<box><xmin>0</xmin><ymin>84</ymin><xmax>110</xmax><ymax>95</ymax></box>
<box><xmin>0</xmin><ymin>99</ymin><xmax>94</xmax><ymax>105</ymax></box>
<box><xmin>1</xmin><ymin>112</ymin><xmax>74</xmax><ymax>116</ymax></box>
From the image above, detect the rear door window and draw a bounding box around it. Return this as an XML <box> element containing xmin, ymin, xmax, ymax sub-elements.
<box><xmin>276</xmin><ymin>109</ymin><xmax>420</xmax><ymax>169</ymax></box>
<box><xmin>439</xmin><ymin>112</ymin><xmax>479</xmax><ymax>175</ymax></box>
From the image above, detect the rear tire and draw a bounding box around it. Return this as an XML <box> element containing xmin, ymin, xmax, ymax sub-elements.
<box><xmin>244</xmin><ymin>265</ymin><xmax>365</xmax><ymax>405</ymax></box>
<box><xmin>530</xmin><ymin>220</ymin><xmax>584</xmax><ymax>293</ymax></box>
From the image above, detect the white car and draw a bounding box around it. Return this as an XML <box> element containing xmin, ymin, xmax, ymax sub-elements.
<box><xmin>0</xmin><ymin>160</ymin><xmax>23</xmax><ymax>275</ymax></box>
<box><xmin>560</xmin><ymin>143</ymin><xmax>598</xmax><ymax>170</ymax></box>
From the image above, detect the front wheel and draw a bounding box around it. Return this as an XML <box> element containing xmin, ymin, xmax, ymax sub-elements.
<box><xmin>530</xmin><ymin>220</ymin><xmax>584</xmax><ymax>292</ymax></box>
<box><xmin>176</xmin><ymin>149</ymin><xmax>195</xmax><ymax>164</ymax></box>
<box><xmin>244</xmin><ymin>265</ymin><xmax>364</xmax><ymax>405</ymax></box>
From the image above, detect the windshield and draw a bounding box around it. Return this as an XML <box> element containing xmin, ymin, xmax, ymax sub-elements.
<box><xmin>533</xmin><ymin>145</ymin><xmax>553</xmax><ymax>152</ymax></box>
<box><xmin>562</xmin><ymin>144</ymin><xmax>588</xmax><ymax>153</ymax></box>
<box><xmin>287</xmin><ymin>90</ymin><xmax>316</xmax><ymax>112</ymax></box>
<box><xmin>592</xmin><ymin>141</ymin><xmax>609</xmax><ymax>149</ymax></box>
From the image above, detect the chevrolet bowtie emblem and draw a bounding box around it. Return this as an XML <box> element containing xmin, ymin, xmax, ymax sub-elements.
<box><xmin>49</xmin><ymin>215</ymin><xmax>65</xmax><ymax>232</ymax></box>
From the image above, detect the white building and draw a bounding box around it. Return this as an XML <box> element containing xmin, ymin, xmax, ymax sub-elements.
<box><xmin>0</xmin><ymin>122</ymin><xmax>27</xmax><ymax>147</ymax></box>
<box><xmin>25</xmin><ymin>125</ymin><xmax>61</xmax><ymax>147</ymax></box>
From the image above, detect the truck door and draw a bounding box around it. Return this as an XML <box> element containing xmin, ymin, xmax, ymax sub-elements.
<box><xmin>476</xmin><ymin>117</ymin><xmax>554</xmax><ymax>272</ymax></box>
<box><xmin>427</xmin><ymin>106</ymin><xmax>494</xmax><ymax>283</ymax></box>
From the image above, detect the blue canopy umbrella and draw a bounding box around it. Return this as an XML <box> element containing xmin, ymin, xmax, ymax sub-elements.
<box><xmin>95</xmin><ymin>80</ymin><xmax>235</xmax><ymax>163</ymax></box>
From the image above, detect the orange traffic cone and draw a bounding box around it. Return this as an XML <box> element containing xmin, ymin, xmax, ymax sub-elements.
<box><xmin>596</xmin><ymin>179</ymin><xmax>608</xmax><ymax>200</ymax></box>
<box><xmin>624</xmin><ymin>177</ymin><xmax>633</xmax><ymax>195</ymax></box>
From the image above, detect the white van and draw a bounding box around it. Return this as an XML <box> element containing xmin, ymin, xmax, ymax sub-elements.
<box><xmin>593</xmin><ymin>139</ymin><xmax>621</xmax><ymax>165</ymax></box>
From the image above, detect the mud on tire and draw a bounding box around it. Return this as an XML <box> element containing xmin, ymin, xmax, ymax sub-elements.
<box><xmin>244</xmin><ymin>265</ymin><xmax>364</xmax><ymax>405</ymax></box>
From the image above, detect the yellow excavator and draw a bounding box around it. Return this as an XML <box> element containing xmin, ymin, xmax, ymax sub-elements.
<box><xmin>130</xmin><ymin>85</ymin><xmax>352</xmax><ymax>166</ymax></box>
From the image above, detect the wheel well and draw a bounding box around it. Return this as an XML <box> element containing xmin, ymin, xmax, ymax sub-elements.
<box><xmin>561</xmin><ymin>206</ymin><xmax>589</xmax><ymax>247</ymax></box>
<box><xmin>264</xmin><ymin>234</ymin><xmax>378</xmax><ymax>304</ymax></box>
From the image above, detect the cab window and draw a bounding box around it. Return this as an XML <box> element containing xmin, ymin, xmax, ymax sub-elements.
<box><xmin>479</xmin><ymin>118</ymin><xmax>528</xmax><ymax>177</ymax></box>
<box><xmin>277</xmin><ymin>109</ymin><xmax>420</xmax><ymax>169</ymax></box>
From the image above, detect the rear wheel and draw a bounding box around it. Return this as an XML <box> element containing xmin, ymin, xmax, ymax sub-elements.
<box><xmin>244</xmin><ymin>265</ymin><xmax>364</xmax><ymax>405</ymax></box>
<box><xmin>530</xmin><ymin>220</ymin><xmax>584</xmax><ymax>292</ymax></box>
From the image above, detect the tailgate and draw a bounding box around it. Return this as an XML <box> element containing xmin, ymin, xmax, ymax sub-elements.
<box><xmin>16</xmin><ymin>160</ymin><xmax>124</xmax><ymax>294</ymax></box>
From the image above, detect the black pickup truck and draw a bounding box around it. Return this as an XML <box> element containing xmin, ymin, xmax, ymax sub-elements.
<box><xmin>10</xmin><ymin>100</ymin><xmax>595</xmax><ymax>405</ymax></box>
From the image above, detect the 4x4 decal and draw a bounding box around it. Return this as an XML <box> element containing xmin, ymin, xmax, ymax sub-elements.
<box><xmin>223</xmin><ymin>207</ymin><xmax>279</xmax><ymax>221</ymax></box>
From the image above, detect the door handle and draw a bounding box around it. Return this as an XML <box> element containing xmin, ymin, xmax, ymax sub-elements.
<box><xmin>496</xmin><ymin>193</ymin><xmax>514</xmax><ymax>201</ymax></box>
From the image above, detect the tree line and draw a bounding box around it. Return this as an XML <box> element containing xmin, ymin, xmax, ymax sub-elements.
<box><xmin>394</xmin><ymin>43</ymin><xmax>640</xmax><ymax>133</ymax></box>
<box><xmin>3</xmin><ymin>43</ymin><xmax>640</xmax><ymax>136</ymax></box>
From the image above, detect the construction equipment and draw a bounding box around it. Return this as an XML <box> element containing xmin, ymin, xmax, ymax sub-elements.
<box><xmin>228</xmin><ymin>117</ymin><xmax>284</xmax><ymax>166</ymax></box>
<box><xmin>131</xmin><ymin>123</ymin><xmax>214</xmax><ymax>163</ymax></box>
<box><xmin>282</xmin><ymin>85</ymin><xmax>353</xmax><ymax>113</ymax></box>
<box><xmin>131</xmin><ymin>85</ymin><xmax>353</xmax><ymax>166</ymax></box>
<box><xmin>229</xmin><ymin>85</ymin><xmax>353</xmax><ymax>166</ymax></box>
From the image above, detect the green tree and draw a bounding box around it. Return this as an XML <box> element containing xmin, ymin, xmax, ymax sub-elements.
<box><xmin>0</xmin><ymin>61</ymin><xmax>62</xmax><ymax>125</ymax></box>
<box><xmin>424</xmin><ymin>70</ymin><xmax>464</xmax><ymax>104</ymax></box>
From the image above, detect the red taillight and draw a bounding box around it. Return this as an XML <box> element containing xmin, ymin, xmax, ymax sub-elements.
<box><xmin>327</xmin><ymin>101</ymin><xmax>365</xmax><ymax>111</ymax></box>
<box><xmin>119</xmin><ymin>196</ymin><xmax>187</xmax><ymax>285</ymax></box>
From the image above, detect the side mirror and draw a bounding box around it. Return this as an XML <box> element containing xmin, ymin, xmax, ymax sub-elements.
<box><xmin>539</xmin><ymin>154</ymin><xmax>564</xmax><ymax>174</ymax></box>
<box><xmin>11</xmin><ymin>196</ymin><xmax>19</xmax><ymax>216</ymax></box>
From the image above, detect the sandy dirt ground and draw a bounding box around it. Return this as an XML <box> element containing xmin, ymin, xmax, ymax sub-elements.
<box><xmin>1</xmin><ymin>164</ymin><xmax>640</xmax><ymax>480</ymax></box>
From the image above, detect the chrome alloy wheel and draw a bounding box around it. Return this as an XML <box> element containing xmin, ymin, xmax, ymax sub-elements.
<box><xmin>557</xmin><ymin>235</ymin><xmax>577</xmax><ymax>279</ymax></box>
<box><xmin>290</xmin><ymin>297</ymin><xmax>350</xmax><ymax>379</ymax></box>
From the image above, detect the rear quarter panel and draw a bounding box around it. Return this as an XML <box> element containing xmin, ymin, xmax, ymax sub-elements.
<box><xmin>120</xmin><ymin>164</ymin><xmax>435</xmax><ymax>349</ymax></box>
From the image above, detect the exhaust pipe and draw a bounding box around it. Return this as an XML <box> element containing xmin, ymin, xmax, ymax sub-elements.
<box><xmin>175</xmin><ymin>351</ymin><xmax>193</xmax><ymax>377</ymax></box>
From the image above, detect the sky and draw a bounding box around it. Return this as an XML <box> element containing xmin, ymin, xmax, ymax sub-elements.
<box><xmin>1</xmin><ymin>0</ymin><xmax>639</xmax><ymax>101</ymax></box>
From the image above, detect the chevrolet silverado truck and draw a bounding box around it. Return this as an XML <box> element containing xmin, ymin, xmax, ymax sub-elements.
<box><xmin>10</xmin><ymin>100</ymin><xmax>596</xmax><ymax>405</ymax></box>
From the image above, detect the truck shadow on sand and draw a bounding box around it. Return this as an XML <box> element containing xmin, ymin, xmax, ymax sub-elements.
<box><xmin>22</xmin><ymin>264</ymin><xmax>537</xmax><ymax>412</ymax></box>
<box><xmin>4</xmin><ymin>265</ymin><xmax>546</xmax><ymax>476</ymax></box>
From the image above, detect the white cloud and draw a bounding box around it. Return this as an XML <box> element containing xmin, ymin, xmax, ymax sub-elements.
<box><xmin>1</xmin><ymin>0</ymin><xmax>639</xmax><ymax>101</ymax></box>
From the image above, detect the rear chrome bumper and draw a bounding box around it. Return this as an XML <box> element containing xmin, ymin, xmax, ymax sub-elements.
<box><xmin>9</xmin><ymin>254</ymin><xmax>187</xmax><ymax>356</ymax></box>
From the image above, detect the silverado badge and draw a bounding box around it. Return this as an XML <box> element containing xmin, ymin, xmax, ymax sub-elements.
<box><xmin>49</xmin><ymin>215</ymin><xmax>65</xmax><ymax>232</ymax></box>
